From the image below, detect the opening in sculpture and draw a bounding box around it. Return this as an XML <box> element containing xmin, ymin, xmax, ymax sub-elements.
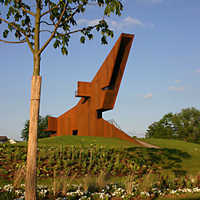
<box><xmin>46</xmin><ymin>33</ymin><xmax>139</xmax><ymax>144</ymax></box>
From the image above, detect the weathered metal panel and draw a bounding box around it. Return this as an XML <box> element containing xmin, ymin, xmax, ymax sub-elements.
<box><xmin>46</xmin><ymin>33</ymin><xmax>139</xmax><ymax>145</ymax></box>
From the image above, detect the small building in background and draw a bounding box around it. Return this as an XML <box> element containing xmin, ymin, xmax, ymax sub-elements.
<box><xmin>0</xmin><ymin>136</ymin><xmax>8</xmax><ymax>143</ymax></box>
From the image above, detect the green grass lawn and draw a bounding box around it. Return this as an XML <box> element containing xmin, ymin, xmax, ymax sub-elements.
<box><xmin>143</xmin><ymin>138</ymin><xmax>200</xmax><ymax>175</ymax></box>
<box><xmin>37</xmin><ymin>135</ymin><xmax>140</xmax><ymax>148</ymax></box>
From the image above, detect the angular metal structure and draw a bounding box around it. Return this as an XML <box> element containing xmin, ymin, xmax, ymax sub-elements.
<box><xmin>46</xmin><ymin>33</ymin><xmax>139</xmax><ymax>144</ymax></box>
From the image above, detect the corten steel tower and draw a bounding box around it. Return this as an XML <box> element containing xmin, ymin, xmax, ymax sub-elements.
<box><xmin>46</xmin><ymin>33</ymin><xmax>138</xmax><ymax>144</ymax></box>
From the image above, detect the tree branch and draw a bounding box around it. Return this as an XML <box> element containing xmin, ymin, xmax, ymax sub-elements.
<box><xmin>0</xmin><ymin>16</ymin><xmax>34</xmax><ymax>53</ymax></box>
<box><xmin>41</xmin><ymin>2</ymin><xmax>59</xmax><ymax>17</ymax></box>
<box><xmin>0</xmin><ymin>38</ymin><xmax>26</xmax><ymax>44</ymax></box>
<box><xmin>40</xmin><ymin>21</ymin><xmax>54</xmax><ymax>26</ymax></box>
<box><xmin>58</xmin><ymin>25</ymin><xmax>98</xmax><ymax>36</ymax></box>
<box><xmin>21</xmin><ymin>7</ymin><xmax>35</xmax><ymax>17</ymax></box>
<box><xmin>0</xmin><ymin>17</ymin><xmax>20</xmax><ymax>32</ymax></box>
<box><xmin>60</xmin><ymin>7</ymin><xmax>79</xmax><ymax>25</ymax></box>
<box><xmin>38</xmin><ymin>3</ymin><xmax>67</xmax><ymax>55</ymax></box>
<box><xmin>25</xmin><ymin>37</ymin><xmax>34</xmax><ymax>53</ymax></box>
<box><xmin>40</xmin><ymin>30</ymin><xmax>53</xmax><ymax>33</ymax></box>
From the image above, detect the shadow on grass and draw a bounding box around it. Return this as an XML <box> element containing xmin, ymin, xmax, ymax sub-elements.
<box><xmin>126</xmin><ymin>147</ymin><xmax>191</xmax><ymax>175</ymax></box>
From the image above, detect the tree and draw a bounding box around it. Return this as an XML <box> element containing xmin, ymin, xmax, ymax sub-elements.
<box><xmin>145</xmin><ymin>107</ymin><xmax>200</xmax><ymax>143</ymax></box>
<box><xmin>21</xmin><ymin>115</ymin><xmax>52</xmax><ymax>141</ymax></box>
<box><xmin>0</xmin><ymin>0</ymin><xmax>123</xmax><ymax>199</ymax></box>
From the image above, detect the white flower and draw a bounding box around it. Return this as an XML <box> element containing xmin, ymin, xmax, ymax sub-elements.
<box><xmin>170</xmin><ymin>190</ymin><xmax>177</xmax><ymax>194</ymax></box>
<box><xmin>193</xmin><ymin>187</ymin><xmax>200</xmax><ymax>192</ymax></box>
<box><xmin>3</xmin><ymin>184</ymin><xmax>14</xmax><ymax>192</ymax></box>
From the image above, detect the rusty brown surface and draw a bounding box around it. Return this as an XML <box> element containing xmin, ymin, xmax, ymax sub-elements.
<box><xmin>46</xmin><ymin>33</ymin><xmax>140</xmax><ymax>145</ymax></box>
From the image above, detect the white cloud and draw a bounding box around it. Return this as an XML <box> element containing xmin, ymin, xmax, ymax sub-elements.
<box><xmin>124</xmin><ymin>16</ymin><xmax>144</xmax><ymax>26</ymax></box>
<box><xmin>168</xmin><ymin>86</ymin><xmax>184</xmax><ymax>91</ymax></box>
<box><xmin>77</xmin><ymin>16</ymin><xmax>145</xmax><ymax>31</ymax></box>
<box><xmin>144</xmin><ymin>93</ymin><xmax>153</xmax><ymax>99</ymax></box>
<box><xmin>109</xmin><ymin>17</ymin><xmax>144</xmax><ymax>30</ymax></box>
<box><xmin>77</xmin><ymin>18</ymin><xmax>101</xmax><ymax>26</ymax></box>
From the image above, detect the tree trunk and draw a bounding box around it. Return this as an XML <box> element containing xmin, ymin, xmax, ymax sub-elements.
<box><xmin>25</xmin><ymin>75</ymin><xmax>41</xmax><ymax>200</ymax></box>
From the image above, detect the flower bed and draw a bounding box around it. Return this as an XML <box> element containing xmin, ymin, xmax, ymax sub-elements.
<box><xmin>1</xmin><ymin>183</ymin><xmax>200</xmax><ymax>200</ymax></box>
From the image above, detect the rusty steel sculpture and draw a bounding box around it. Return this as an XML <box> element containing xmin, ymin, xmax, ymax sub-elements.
<box><xmin>46</xmin><ymin>33</ymin><xmax>139</xmax><ymax>144</ymax></box>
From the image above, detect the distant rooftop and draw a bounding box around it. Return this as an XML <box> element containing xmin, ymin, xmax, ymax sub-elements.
<box><xmin>0</xmin><ymin>136</ymin><xmax>8</xmax><ymax>141</ymax></box>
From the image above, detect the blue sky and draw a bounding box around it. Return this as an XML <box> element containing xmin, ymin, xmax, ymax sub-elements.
<box><xmin>0</xmin><ymin>0</ymin><xmax>200</xmax><ymax>140</ymax></box>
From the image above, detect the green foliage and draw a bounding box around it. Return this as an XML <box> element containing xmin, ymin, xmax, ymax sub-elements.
<box><xmin>145</xmin><ymin>107</ymin><xmax>200</xmax><ymax>143</ymax></box>
<box><xmin>21</xmin><ymin>115</ymin><xmax>52</xmax><ymax>141</ymax></box>
<box><xmin>0</xmin><ymin>191</ymin><xmax>16</xmax><ymax>200</ymax></box>
<box><xmin>38</xmin><ymin>135</ymin><xmax>139</xmax><ymax>148</ymax></box>
<box><xmin>0</xmin><ymin>0</ymin><xmax>124</xmax><ymax>54</ymax></box>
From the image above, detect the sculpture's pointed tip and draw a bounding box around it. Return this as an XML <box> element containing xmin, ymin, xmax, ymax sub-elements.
<box><xmin>121</xmin><ymin>33</ymin><xmax>135</xmax><ymax>38</ymax></box>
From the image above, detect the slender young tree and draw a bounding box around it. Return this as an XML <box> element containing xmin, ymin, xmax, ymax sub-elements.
<box><xmin>0</xmin><ymin>0</ymin><xmax>123</xmax><ymax>199</ymax></box>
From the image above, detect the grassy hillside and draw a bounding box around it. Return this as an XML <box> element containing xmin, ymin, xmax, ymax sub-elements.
<box><xmin>38</xmin><ymin>135</ymin><xmax>140</xmax><ymax>148</ymax></box>
<box><xmin>0</xmin><ymin>136</ymin><xmax>142</xmax><ymax>186</ymax></box>
<box><xmin>16</xmin><ymin>136</ymin><xmax>200</xmax><ymax>176</ymax></box>
<box><xmin>1</xmin><ymin>137</ymin><xmax>200</xmax><ymax>180</ymax></box>
<box><xmin>1</xmin><ymin>137</ymin><xmax>200</xmax><ymax>199</ymax></box>
<box><xmin>143</xmin><ymin>138</ymin><xmax>200</xmax><ymax>175</ymax></box>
